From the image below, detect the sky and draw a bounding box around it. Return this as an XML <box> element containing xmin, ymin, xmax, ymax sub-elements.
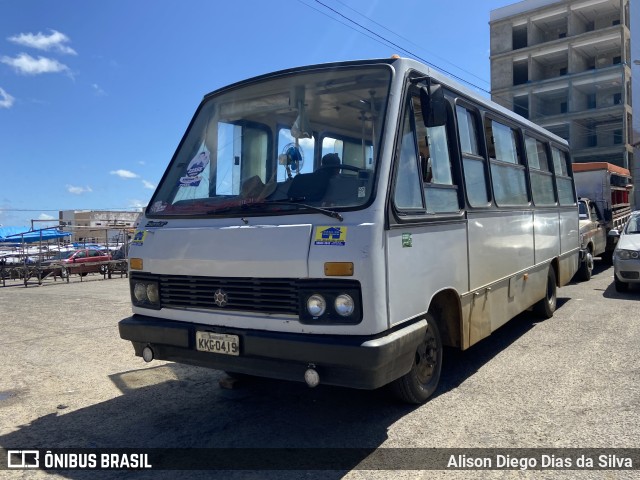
<box><xmin>0</xmin><ymin>0</ymin><xmax>516</xmax><ymax>228</ymax></box>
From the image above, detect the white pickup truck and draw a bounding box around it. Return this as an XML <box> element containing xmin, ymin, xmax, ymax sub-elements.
<box><xmin>573</xmin><ymin>162</ymin><xmax>633</xmax><ymax>281</ymax></box>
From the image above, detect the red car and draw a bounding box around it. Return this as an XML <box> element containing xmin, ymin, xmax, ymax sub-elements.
<box><xmin>43</xmin><ymin>249</ymin><xmax>112</xmax><ymax>277</ymax></box>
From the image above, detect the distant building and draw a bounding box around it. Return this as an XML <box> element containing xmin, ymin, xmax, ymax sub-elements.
<box><xmin>490</xmin><ymin>0</ymin><xmax>632</xmax><ymax>171</ymax></box>
<box><xmin>59</xmin><ymin>210</ymin><xmax>140</xmax><ymax>244</ymax></box>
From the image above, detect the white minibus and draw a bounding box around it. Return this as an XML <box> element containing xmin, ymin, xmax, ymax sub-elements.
<box><xmin>119</xmin><ymin>57</ymin><xmax>579</xmax><ymax>404</ymax></box>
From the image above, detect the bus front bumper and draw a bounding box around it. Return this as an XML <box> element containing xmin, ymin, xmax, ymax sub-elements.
<box><xmin>118</xmin><ymin>314</ymin><xmax>426</xmax><ymax>390</ymax></box>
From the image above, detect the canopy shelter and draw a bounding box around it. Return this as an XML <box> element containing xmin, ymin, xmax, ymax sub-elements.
<box><xmin>0</xmin><ymin>226</ymin><xmax>71</xmax><ymax>244</ymax></box>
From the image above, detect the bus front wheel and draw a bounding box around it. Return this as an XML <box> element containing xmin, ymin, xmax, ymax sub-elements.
<box><xmin>390</xmin><ymin>313</ymin><xmax>443</xmax><ymax>404</ymax></box>
<box><xmin>534</xmin><ymin>266</ymin><xmax>557</xmax><ymax>319</ymax></box>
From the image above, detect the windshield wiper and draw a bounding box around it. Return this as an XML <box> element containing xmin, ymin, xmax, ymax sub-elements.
<box><xmin>207</xmin><ymin>200</ymin><xmax>343</xmax><ymax>221</ymax></box>
<box><xmin>262</xmin><ymin>200</ymin><xmax>343</xmax><ymax>221</ymax></box>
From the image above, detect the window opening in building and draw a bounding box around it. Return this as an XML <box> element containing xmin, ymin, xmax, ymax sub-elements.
<box><xmin>514</xmin><ymin>96</ymin><xmax>529</xmax><ymax>119</ymax></box>
<box><xmin>513</xmin><ymin>61</ymin><xmax>528</xmax><ymax>86</ymax></box>
<box><xmin>512</xmin><ymin>25</ymin><xmax>527</xmax><ymax>50</ymax></box>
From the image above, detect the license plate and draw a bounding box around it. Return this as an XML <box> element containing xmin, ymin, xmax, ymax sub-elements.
<box><xmin>196</xmin><ymin>331</ymin><xmax>240</xmax><ymax>356</ymax></box>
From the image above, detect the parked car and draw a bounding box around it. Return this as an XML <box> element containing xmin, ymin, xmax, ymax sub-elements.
<box><xmin>611</xmin><ymin>211</ymin><xmax>640</xmax><ymax>292</ymax></box>
<box><xmin>41</xmin><ymin>248</ymin><xmax>112</xmax><ymax>277</ymax></box>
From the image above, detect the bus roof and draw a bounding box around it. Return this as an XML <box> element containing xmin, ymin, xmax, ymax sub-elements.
<box><xmin>202</xmin><ymin>56</ymin><xmax>569</xmax><ymax>148</ymax></box>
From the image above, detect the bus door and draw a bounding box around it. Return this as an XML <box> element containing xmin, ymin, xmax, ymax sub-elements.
<box><xmin>385</xmin><ymin>87</ymin><xmax>468</xmax><ymax>330</ymax></box>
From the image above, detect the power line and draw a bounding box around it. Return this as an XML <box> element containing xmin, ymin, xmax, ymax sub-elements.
<box><xmin>331</xmin><ymin>0</ymin><xmax>491</xmax><ymax>87</ymax></box>
<box><xmin>302</xmin><ymin>0</ymin><xmax>629</xmax><ymax>146</ymax></box>
<box><xmin>309</xmin><ymin>0</ymin><xmax>490</xmax><ymax>94</ymax></box>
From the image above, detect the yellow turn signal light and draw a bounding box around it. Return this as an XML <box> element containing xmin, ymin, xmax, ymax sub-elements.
<box><xmin>130</xmin><ymin>258</ymin><xmax>143</xmax><ymax>270</ymax></box>
<box><xmin>324</xmin><ymin>262</ymin><xmax>354</xmax><ymax>276</ymax></box>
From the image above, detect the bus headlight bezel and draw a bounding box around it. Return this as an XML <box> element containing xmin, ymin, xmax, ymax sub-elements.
<box><xmin>131</xmin><ymin>279</ymin><xmax>161</xmax><ymax>309</ymax></box>
<box><xmin>298</xmin><ymin>281</ymin><xmax>362</xmax><ymax>325</ymax></box>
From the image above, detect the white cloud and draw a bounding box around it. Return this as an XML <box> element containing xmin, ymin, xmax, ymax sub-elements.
<box><xmin>38</xmin><ymin>213</ymin><xmax>56</xmax><ymax>221</ymax></box>
<box><xmin>128</xmin><ymin>200</ymin><xmax>146</xmax><ymax>210</ymax></box>
<box><xmin>0</xmin><ymin>53</ymin><xmax>69</xmax><ymax>75</ymax></box>
<box><xmin>0</xmin><ymin>87</ymin><xmax>14</xmax><ymax>108</ymax></box>
<box><xmin>92</xmin><ymin>83</ymin><xmax>106</xmax><ymax>96</ymax></box>
<box><xmin>142</xmin><ymin>180</ymin><xmax>155</xmax><ymax>190</ymax></box>
<box><xmin>110</xmin><ymin>169</ymin><xmax>139</xmax><ymax>179</ymax></box>
<box><xmin>66</xmin><ymin>185</ymin><xmax>92</xmax><ymax>195</ymax></box>
<box><xmin>8</xmin><ymin>29</ymin><xmax>77</xmax><ymax>55</ymax></box>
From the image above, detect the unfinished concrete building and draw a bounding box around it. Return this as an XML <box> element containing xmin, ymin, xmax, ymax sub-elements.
<box><xmin>490</xmin><ymin>0</ymin><xmax>632</xmax><ymax>170</ymax></box>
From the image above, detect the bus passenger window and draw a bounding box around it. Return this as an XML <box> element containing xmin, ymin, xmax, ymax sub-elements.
<box><xmin>486</xmin><ymin>118</ymin><xmax>528</xmax><ymax>206</ymax></box>
<box><xmin>551</xmin><ymin>147</ymin><xmax>568</xmax><ymax>176</ymax></box>
<box><xmin>456</xmin><ymin>105</ymin><xmax>489</xmax><ymax>207</ymax></box>
<box><xmin>552</xmin><ymin>147</ymin><xmax>575</xmax><ymax>206</ymax></box>
<box><xmin>489</xmin><ymin>121</ymin><xmax>520</xmax><ymax>164</ymax></box>
<box><xmin>457</xmin><ymin>106</ymin><xmax>479</xmax><ymax>156</ymax></box>
<box><xmin>411</xmin><ymin>96</ymin><xmax>459</xmax><ymax>213</ymax></box>
<box><xmin>525</xmin><ymin>136</ymin><xmax>555</xmax><ymax>206</ymax></box>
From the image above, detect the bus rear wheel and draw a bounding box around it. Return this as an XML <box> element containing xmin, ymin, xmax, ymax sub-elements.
<box><xmin>534</xmin><ymin>266</ymin><xmax>557</xmax><ymax>319</ymax></box>
<box><xmin>390</xmin><ymin>314</ymin><xmax>442</xmax><ymax>404</ymax></box>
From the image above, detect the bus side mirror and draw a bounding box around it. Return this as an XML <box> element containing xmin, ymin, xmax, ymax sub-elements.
<box><xmin>420</xmin><ymin>83</ymin><xmax>446</xmax><ymax>128</ymax></box>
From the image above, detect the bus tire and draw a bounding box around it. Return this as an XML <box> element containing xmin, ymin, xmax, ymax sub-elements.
<box><xmin>390</xmin><ymin>313</ymin><xmax>443</xmax><ymax>404</ymax></box>
<box><xmin>534</xmin><ymin>266</ymin><xmax>557</xmax><ymax>319</ymax></box>
<box><xmin>577</xmin><ymin>251</ymin><xmax>593</xmax><ymax>281</ymax></box>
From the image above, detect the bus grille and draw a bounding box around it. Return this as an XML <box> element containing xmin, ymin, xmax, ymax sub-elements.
<box><xmin>131</xmin><ymin>272</ymin><xmax>300</xmax><ymax>315</ymax></box>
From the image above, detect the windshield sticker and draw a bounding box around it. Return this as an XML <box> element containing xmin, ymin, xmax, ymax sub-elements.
<box><xmin>178</xmin><ymin>175</ymin><xmax>203</xmax><ymax>187</ymax></box>
<box><xmin>314</xmin><ymin>226</ymin><xmax>347</xmax><ymax>246</ymax></box>
<box><xmin>358</xmin><ymin>186</ymin><xmax>366</xmax><ymax>198</ymax></box>
<box><xmin>187</xmin><ymin>151</ymin><xmax>210</xmax><ymax>177</ymax></box>
<box><xmin>178</xmin><ymin>149</ymin><xmax>210</xmax><ymax>188</ymax></box>
<box><xmin>150</xmin><ymin>201</ymin><xmax>167</xmax><ymax>213</ymax></box>
<box><xmin>131</xmin><ymin>230</ymin><xmax>148</xmax><ymax>246</ymax></box>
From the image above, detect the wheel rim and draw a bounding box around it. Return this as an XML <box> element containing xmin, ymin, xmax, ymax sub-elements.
<box><xmin>415</xmin><ymin>325</ymin><xmax>439</xmax><ymax>385</ymax></box>
<box><xmin>586</xmin><ymin>253</ymin><xmax>594</xmax><ymax>272</ymax></box>
<box><xmin>547</xmin><ymin>277</ymin><xmax>556</xmax><ymax>310</ymax></box>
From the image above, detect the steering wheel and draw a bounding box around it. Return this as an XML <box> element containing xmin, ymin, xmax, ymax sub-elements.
<box><xmin>318</xmin><ymin>164</ymin><xmax>362</xmax><ymax>173</ymax></box>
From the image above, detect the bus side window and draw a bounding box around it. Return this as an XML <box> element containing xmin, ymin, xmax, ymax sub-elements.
<box><xmin>456</xmin><ymin>104</ymin><xmax>490</xmax><ymax>207</ymax></box>
<box><xmin>525</xmin><ymin>135</ymin><xmax>556</xmax><ymax>206</ymax></box>
<box><xmin>393</xmin><ymin>103</ymin><xmax>424</xmax><ymax>211</ymax></box>
<box><xmin>411</xmin><ymin>96</ymin><xmax>459</xmax><ymax>214</ymax></box>
<box><xmin>552</xmin><ymin>147</ymin><xmax>576</xmax><ymax>206</ymax></box>
<box><xmin>485</xmin><ymin>118</ymin><xmax>529</xmax><ymax>206</ymax></box>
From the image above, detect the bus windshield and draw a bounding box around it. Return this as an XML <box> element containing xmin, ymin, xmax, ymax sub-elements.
<box><xmin>149</xmin><ymin>66</ymin><xmax>391</xmax><ymax>217</ymax></box>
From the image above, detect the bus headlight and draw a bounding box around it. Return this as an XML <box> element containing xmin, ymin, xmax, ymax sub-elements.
<box><xmin>147</xmin><ymin>283</ymin><xmax>160</xmax><ymax>303</ymax></box>
<box><xmin>334</xmin><ymin>294</ymin><xmax>355</xmax><ymax>316</ymax></box>
<box><xmin>306</xmin><ymin>294</ymin><xmax>326</xmax><ymax>317</ymax></box>
<box><xmin>134</xmin><ymin>283</ymin><xmax>148</xmax><ymax>302</ymax></box>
